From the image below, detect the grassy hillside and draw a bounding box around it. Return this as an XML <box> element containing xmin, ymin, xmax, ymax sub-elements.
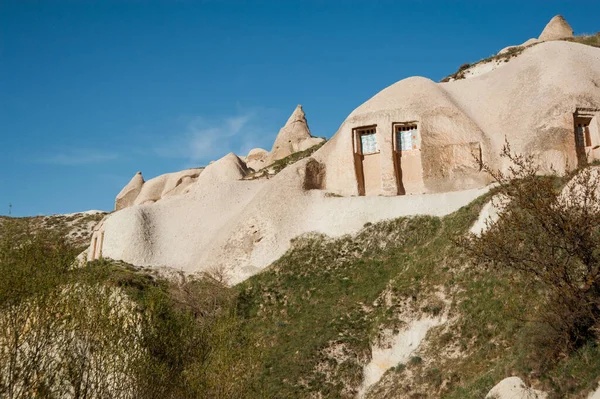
<box><xmin>236</xmin><ymin>179</ymin><xmax>600</xmax><ymax>398</ymax></box>
<box><xmin>0</xmin><ymin>211</ymin><xmax>105</xmax><ymax>251</ymax></box>
<box><xmin>0</xmin><ymin>217</ymin><xmax>260</xmax><ymax>398</ymax></box>
<box><xmin>1</xmin><ymin>164</ymin><xmax>599</xmax><ymax>398</ymax></box>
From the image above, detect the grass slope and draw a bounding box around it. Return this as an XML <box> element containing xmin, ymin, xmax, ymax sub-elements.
<box><xmin>244</xmin><ymin>140</ymin><xmax>326</xmax><ymax>180</ymax></box>
<box><xmin>2</xmin><ymin>172</ymin><xmax>599</xmax><ymax>398</ymax></box>
<box><xmin>441</xmin><ymin>33</ymin><xmax>600</xmax><ymax>82</ymax></box>
<box><xmin>237</xmin><ymin>191</ymin><xmax>600</xmax><ymax>398</ymax></box>
<box><xmin>0</xmin><ymin>211</ymin><xmax>105</xmax><ymax>251</ymax></box>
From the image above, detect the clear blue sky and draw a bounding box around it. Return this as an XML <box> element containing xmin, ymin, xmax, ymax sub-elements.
<box><xmin>1</xmin><ymin>0</ymin><xmax>598</xmax><ymax>216</ymax></box>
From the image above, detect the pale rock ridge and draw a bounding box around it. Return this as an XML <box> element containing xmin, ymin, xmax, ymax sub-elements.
<box><xmin>115</xmin><ymin>172</ymin><xmax>144</xmax><ymax>210</ymax></box>
<box><xmin>245</xmin><ymin>148</ymin><xmax>269</xmax><ymax>171</ymax></box>
<box><xmin>499</xmin><ymin>15</ymin><xmax>574</xmax><ymax>55</ymax></box>
<box><xmin>90</xmin><ymin>30</ymin><xmax>600</xmax><ymax>283</ymax></box>
<box><xmin>115</xmin><ymin>168</ymin><xmax>204</xmax><ymax>211</ymax></box>
<box><xmin>539</xmin><ymin>15</ymin><xmax>574</xmax><ymax>41</ymax></box>
<box><xmin>197</xmin><ymin>152</ymin><xmax>249</xmax><ymax>182</ymax></box>
<box><xmin>112</xmin><ymin>106</ymin><xmax>320</xmax><ymax>212</ymax></box>
<box><xmin>134</xmin><ymin>168</ymin><xmax>204</xmax><ymax>206</ymax></box>
<box><xmin>588</xmin><ymin>382</ymin><xmax>600</xmax><ymax>398</ymax></box>
<box><xmin>485</xmin><ymin>377</ymin><xmax>547</xmax><ymax>399</ymax></box>
<box><xmin>92</xmin><ymin>149</ymin><xmax>489</xmax><ymax>279</ymax></box>
<box><xmin>478</xmin><ymin>16</ymin><xmax>575</xmax><ymax>79</ymax></box>
<box><xmin>358</xmin><ymin>314</ymin><xmax>448</xmax><ymax>398</ymax></box>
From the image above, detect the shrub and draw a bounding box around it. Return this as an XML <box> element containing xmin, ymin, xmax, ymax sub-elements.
<box><xmin>462</xmin><ymin>143</ymin><xmax>600</xmax><ymax>371</ymax></box>
<box><xmin>0</xmin><ymin>219</ymin><xmax>142</xmax><ymax>398</ymax></box>
<box><xmin>0</xmin><ymin>218</ymin><xmax>261</xmax><ymax>399</ymax></box>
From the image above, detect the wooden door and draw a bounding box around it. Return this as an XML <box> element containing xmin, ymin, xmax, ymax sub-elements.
<box><xmin>392</xmin><ymin>124</ymin><xmax>418</xmax><ymax>195</ymax></box>
<box><xmin>352</xmin><ymin>126</ymin><xmax>377</xmax><ymax>196</ymax></box>
<box><xmin>575</xmin><ymin>116</ymin><xmax>592</xmax><ymax>166</ymax></box>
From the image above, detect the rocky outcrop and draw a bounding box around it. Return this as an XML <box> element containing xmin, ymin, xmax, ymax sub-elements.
<box><xmin>485</xmin><ymin>377</ymin><xmax>547</xmax><ymax>399</ymax></box>
<box><xmin>115</xmin><ymin>172</ymin><xmax>144</xmax><ymax>210</ymax></box>
<box><xmin>114</xmin><ymin>168</ymin><xmax>203</xmax><ymax>210</ymax></box>
<box><xmin>242</xmin><ymin>105</ymin><xmax>325</xmax><ymax>172</ymax></box>
<box><xmin>588</xmin><ymin>382</ymin><xmax>600</xmax><ymax>399</ymax></box>
<box><xmin>270</xmin><ymin>105</ymin><xmax>323</xmax><ymax>161</ymax></box>
<box><xmin>91</xmin><ymin>19</ymin><xmax>600</xmax><ymax>283</ymax></box>
<box><xmin>539</xmin><ymin>15</ymin><xmax>574</xmax><ymax>41</ymax></box>
<box><xmin>245</xmin><ymin>148</ymin><xmax>269</xmax><ymax>171</ymax></box>
<box><xmin>499</xmin><ymin>15</ymin><xmax>574</xmax><ymax>55</ymax></box>
<box><xmin>198</xmin><ymin>152</ymin><xmax>249</xmax><ymax>182</ymax></box>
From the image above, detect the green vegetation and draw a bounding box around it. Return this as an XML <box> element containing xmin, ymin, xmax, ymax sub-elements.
<box><xmin>237</xmin><ymin>192</ymin><xmax>498</xmax><ymax>397</ymax></box>
<box><xmin>238</xmin><ymin>216</ymin><xmax>444</xmax><ymax>397</ymax></box>
<box><xmin>244</xmin><ymin>140</ymin><xmax>326</xmax><ymax>179</ymax></box>
<box><xmin>0</xmin><ymin>211</ymin><xmax>105</xmax><ymax>251</ymax></box>
<box><xmin>268</xmin><ymin>140</ymin><xmax>327</xmax><ymax>174</ymax></box>
<box><xmin>2</xmin><ymin>145</ymin><xmax>599</xmax><ymax>397</ymax></box>
<box><xmin>0</xmin><ymin>218</ymin><xmax>260</xmax><ymax>398</ymax></box>
<box><xmin>441</xmin><ymin>32</ymin><xmax>600</xmax><ymax>82</ymax></box>
<box><xmin>235</xmin><ymin>148</ymin><xmax>600</xmax><ymax>398</ymax></box>
<box><xmin>566</xmin><ymin>32</ymin><xmax>600</xmax><ymax>48</ymax></box>
<box><xmin>440</xmin><ymin>45</ymin><xmax>527</xmax><ymax>82</ymax></box>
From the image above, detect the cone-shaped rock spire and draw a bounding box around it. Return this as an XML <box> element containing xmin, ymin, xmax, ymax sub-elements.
<box><xmin>539</xmin><ymin>15</ymin><xmax>573</xmax><ymax>41</ymax></box>
<box><xmin>270</xmin><ymin>105</ymin><xmax>323</xmax><ymax>161</ymax></box>
<box><xmin>115</xmin><ymin>172</ymin><xmax>144</xmax><ymax>211</ymax></box>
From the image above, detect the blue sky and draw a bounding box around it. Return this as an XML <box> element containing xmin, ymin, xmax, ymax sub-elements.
<box><xmin>1</xmin><ymin>0</ymin><xmax>599</xmax><ymax>216</ymax></box>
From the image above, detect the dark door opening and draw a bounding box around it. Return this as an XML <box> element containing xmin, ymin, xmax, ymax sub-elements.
<box><xmin>574</xmin><ymin>114</ymin><xmax>592</xmax><ymax>166</ymax></box>
<box><xmin>392</xmin><ymin>123</ymin><xmax>418</xmax><ymax>195</ymax></box>
<box><xmin>352</xmin><ymin>125</ymin><xmax>378</xmax><ymax>196</ymax></box>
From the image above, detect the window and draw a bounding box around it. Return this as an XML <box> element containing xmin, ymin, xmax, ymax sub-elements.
<box><xmin>358</xmin><ymin>127</ymin><xmax>378</xmax><ymax>154</ymax></box>
<box><xmin>395</xmin><ymin>124</ymin><xmax>418</xmax><ymax>151</ymax></box>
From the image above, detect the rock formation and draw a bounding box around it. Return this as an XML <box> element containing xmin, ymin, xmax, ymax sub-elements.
<box><xmin>112</xmin><ymin>106</ymin><xmax>322</xmax><ymax>211</ymax></box>
<box><xmin>114</xmin><ymin>168</ymin><xmax>203</xmax><ymax>210</ymax></box>
<box><xmin>90</xmin><ymin>17</ymin><xmax>600</xmax><ymax>283</ymax></box>
<box><xmin>198</xmin><ymin>152</ymin><xmax>248</xmax><ymax>182</ymax></box>
<box><xmin>242</xmin><ymin>105</ymin><xmax>325</xmax><ymax>172</ymax></box>
<box><xmin>539</xmin><ymin>14</ymin><xmax>574</xmax><ymax>41</ymax></box>
<box><xmin>499</xmin><ymin>15</ymin><xmax>574</xmax><ymax>54</ymax></box>
<box><xmin>269</xmin><ymin>105</ymin><xmax>324</xmax><ymax>162</ymax></box>
<box><xmin>315</xmin><ymin>39</ymin><xmax>599</xmax><ymax>196</ymax></box>
<box><xmin>245</xmin><ymin>148</ymin><xmax>269</xmax><ymax>171</ymax></box>
<box><xmin>485</xmin><ymin>377</ymin><xmax>547</xmax><ymax>399</ymax></box>
<box><xmin>115</xmin><ymin>172</ymin><xmax>144</xmax><ymax>210</ymax></box>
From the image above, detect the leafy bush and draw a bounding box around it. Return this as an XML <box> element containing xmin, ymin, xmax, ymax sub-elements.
<box><xmin>0</xmin><ymin>219</ymin><xmax>141</xmax><ymax>398</ymax></box>
<box><xmin>462</xmin><ymin>144</ymin><xmax>600</xmax><ymax>372</ymax></box>
<box><xmin>0</xmin><ymin>218</ymin><xmax>260</xmax><ymax>399</ymax></box>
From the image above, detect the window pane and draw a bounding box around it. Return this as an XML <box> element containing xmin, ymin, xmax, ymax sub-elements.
<box><xmin>361</xmin><ymin>133</ymin><xmax>378</xmax><ymax>154</ymax></box>
<box><xmin>396</xmin><ymin>126</ymin><xmax>417</xmax><ymax>151</ymax></box>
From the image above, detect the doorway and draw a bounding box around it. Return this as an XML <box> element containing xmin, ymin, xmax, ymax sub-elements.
<box><xmin>392</xmin><ymin>122</ymin><xmax>419</xmax><ymax>195</ymax></box>
<box><xmin>352</xmin><ymin>125</ymin><xmax>380</xmax><ymax>196</ymax></box>
<box><xmin>574</xmin><ymin>113</ymin><xmax>592</xmax><ymax>166</ymax></box>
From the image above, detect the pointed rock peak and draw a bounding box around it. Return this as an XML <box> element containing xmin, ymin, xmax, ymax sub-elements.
<box><xmin>539</xmin><ymin>15</ymin><xmax>574</xmax><ymax>41</ymax></box>
<box><xmin>222</xmin><ymin>152</ymin><xmax>244</xmax><ymax>162</ymax></box>
<box><xmin>268</xmin><ymin>104</ymin><xmax>322</xmax><ymax>161</ymax></box>
<box><xmin>285</xmin><ymin>104</ymin><xmax>307</xmax><ymax>126</ymax></box>
<box><xmin>248</xmin><ymin>148</ymin><xmax>268</xmax><ymax>157</ymax></box>
<box><xmin>130</xmin><ymin>171</ymin><xmax>144</xmax><ymax>184</ymax></box>
<box><xmin>115</xmin><ymin>171</ymin><xmax>145</xmax><ymax>210</ymax></box>
<box><xmin>203</xmin><ymin>152</ymin><xmax>249</xmax><ymax>181</ymax></box>
<box><xmin>272</xmin><ymin>105</ymin><xmax>312</xmax><ymax>149</ymax></box>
